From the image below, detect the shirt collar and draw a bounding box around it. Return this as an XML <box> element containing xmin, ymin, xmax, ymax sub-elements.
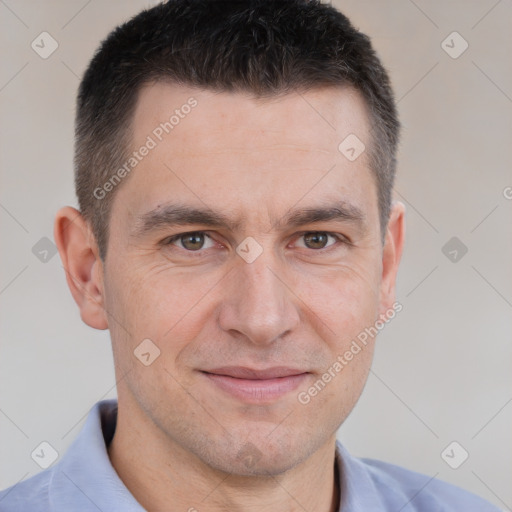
<box><xmin>49</xmin><ymin>398</ymin><xmax>382</xmax><ymax>512</ymax></box>
<box><xmin>49</xmin><ymin>399</ymin><xmax>145</xmax><ymax>511</ymax></box>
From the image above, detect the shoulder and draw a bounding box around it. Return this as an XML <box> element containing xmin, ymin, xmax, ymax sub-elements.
<box><xmin>0</xmin><ymin>469</ymin><xmax>52</xmax><ymax>512</ymax></box>
<box><xmin>336</xmin><ymin>442</ymin><xmax>501</xmax><ymax>511</ymax></box>
<box><xmin>0</xmin><ymin>399</ymin><xmax>119</xmax><ymax>512</ymax></box>
<box><xmin>362</xmin><ymin>456</ymin><xmax>500</xmax><ymax>511</ymax></box>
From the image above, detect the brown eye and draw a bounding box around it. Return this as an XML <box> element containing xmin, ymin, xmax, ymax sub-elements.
<box><xmin>179</xmin><ymin>232</ymin><xmax>205</xmax><ymax>250</ymax></box>
<box><xmin>303</xmin><ymin>232</ymin><xmax>330</xmax><ymax>249</ymax></box>
<box><xmin>164</xmin><ymin>232</ymin><xmax>215</xmax><ymax>251</ymax></box>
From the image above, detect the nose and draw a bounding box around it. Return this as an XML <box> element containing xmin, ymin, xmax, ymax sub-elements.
<box><xmin>217</xmin><ymin>251</ymin><xmax>301</xmax><ymax>346</ymax></box>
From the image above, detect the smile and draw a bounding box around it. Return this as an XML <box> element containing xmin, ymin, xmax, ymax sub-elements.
<box><xmin>200</xmin><ymin>366</ymin><xmax>310</xmax><ymax>403</ymax></box>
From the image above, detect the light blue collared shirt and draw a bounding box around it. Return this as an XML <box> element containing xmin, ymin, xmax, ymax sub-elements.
<box><xmin>0</xmin><ymin>399</ymin><xmax>500</xmax><ymax>511</ymax></box>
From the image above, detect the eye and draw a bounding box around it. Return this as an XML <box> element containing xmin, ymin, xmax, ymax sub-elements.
<box><xmin>164</xmin><ymin>231</ymin><xmax>215</xmax><ymax>251</ymax></box>
<box><xmin>295</xmin><ymin>232</ymin><xmax>341</xmax><ymax>250</ymax></box>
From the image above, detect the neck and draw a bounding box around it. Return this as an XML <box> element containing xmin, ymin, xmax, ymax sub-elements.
<box><xmin>107</xmin><ymin>401</ymin><xmax>341</xmax><ymax>512</ymax></box>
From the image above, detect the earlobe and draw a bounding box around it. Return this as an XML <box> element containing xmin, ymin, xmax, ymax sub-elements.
<box><xmin>379</xmin><ymin>201</ymin><xmax>406</xmax><ymax>314</ymax></box>
<box><xmin>54</xmin><ymin>206</ymin><xmax>109</xmax><ymax>330</ymax></box>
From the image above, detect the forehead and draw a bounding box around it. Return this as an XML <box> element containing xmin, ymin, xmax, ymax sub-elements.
<box><xmin>132</xmin><ymin>81</ymin><xmax>371</xmax><ymax>156</ymax></box>
<box><xmin>113</xmin><ymin>81</ymin><xmax>377</xmax><ymax>231</ymax></box>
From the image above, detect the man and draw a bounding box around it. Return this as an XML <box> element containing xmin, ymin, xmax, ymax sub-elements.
<box><xmin>0</xmin><ymin>1</ymin><xmax>500</xmax><ymax>510</ymax></box>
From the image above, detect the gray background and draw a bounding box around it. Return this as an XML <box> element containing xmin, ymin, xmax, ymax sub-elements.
<box><xmin>1</xmin><ymin>0</ymin><xmax>511</xmax><ymax>509</ymax></box>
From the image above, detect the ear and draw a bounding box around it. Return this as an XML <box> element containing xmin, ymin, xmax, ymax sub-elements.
<box><xmin>379</xmin><ymin>201</ymin><xmax>405</xmax><ymax>315</ymax></box>
<box><xmin>54</xmin><ymin>206</ymin><xmax>108</xmax><ymax>330</ymax></box>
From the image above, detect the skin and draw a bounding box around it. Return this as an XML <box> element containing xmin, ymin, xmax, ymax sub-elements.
<box><xmin>55</xmin><ymin>83</ymin><xmax>405</xmax><ymax>512</ymax></box>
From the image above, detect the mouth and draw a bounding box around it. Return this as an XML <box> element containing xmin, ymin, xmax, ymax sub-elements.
<box><xmin>200</xmin><ymin>366</ymin><xmax>310</xmax><ymax>403</ymax></box>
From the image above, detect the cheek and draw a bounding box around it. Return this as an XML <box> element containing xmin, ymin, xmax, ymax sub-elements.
<box><xmin>104</xmin><ymin>264</ymin><xmax>222</xmax><ymax>362</ymax></box>
<box><xmin>295</xmin><ymin>259</ymin><xmax>382</xmax><ymax>341</ymax></box>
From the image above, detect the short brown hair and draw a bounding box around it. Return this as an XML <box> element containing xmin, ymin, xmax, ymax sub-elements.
<box><xmin>75</xmin><ymin>0</ymin><xmax>400</xmax><ymax>260</ymax></box>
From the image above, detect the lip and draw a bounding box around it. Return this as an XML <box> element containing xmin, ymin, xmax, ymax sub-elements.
<box><xmin>204</xmin><ymin>366</ymin><xmax>307</xmax><ymax>379</ymax></box>
<box><xmin>201</xmin><ymin>366</ymin><xmax>309</xmax><ymax>403</ymax></box>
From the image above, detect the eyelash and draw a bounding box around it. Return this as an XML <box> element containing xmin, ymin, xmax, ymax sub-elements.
<box><xmin>161</xmin><ymin>231</ymin><xmax>349</xmax><ymax>254</ymax></box>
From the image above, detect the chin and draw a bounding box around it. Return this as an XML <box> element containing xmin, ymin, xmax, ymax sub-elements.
<box><xmin>194</xmin><ymin>429</ymin><xmax>319</xmax><ymax>477</ymax></box>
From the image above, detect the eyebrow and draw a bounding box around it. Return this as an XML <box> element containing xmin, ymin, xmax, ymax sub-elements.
<box><xmin>282</xmin><ymin>203</ymin><xmax>365</xmax><ymax>231</ymax></box>
<box><xmin>131</xmin><ymin>200</ymin><xmax>366</xmax><ymax>238</ymax></box>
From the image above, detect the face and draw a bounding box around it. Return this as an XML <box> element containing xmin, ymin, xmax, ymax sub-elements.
<box><xmin>83</xmin><ymin>83</ymin><xmax>403</xmax><ymax>476</ymax></box>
